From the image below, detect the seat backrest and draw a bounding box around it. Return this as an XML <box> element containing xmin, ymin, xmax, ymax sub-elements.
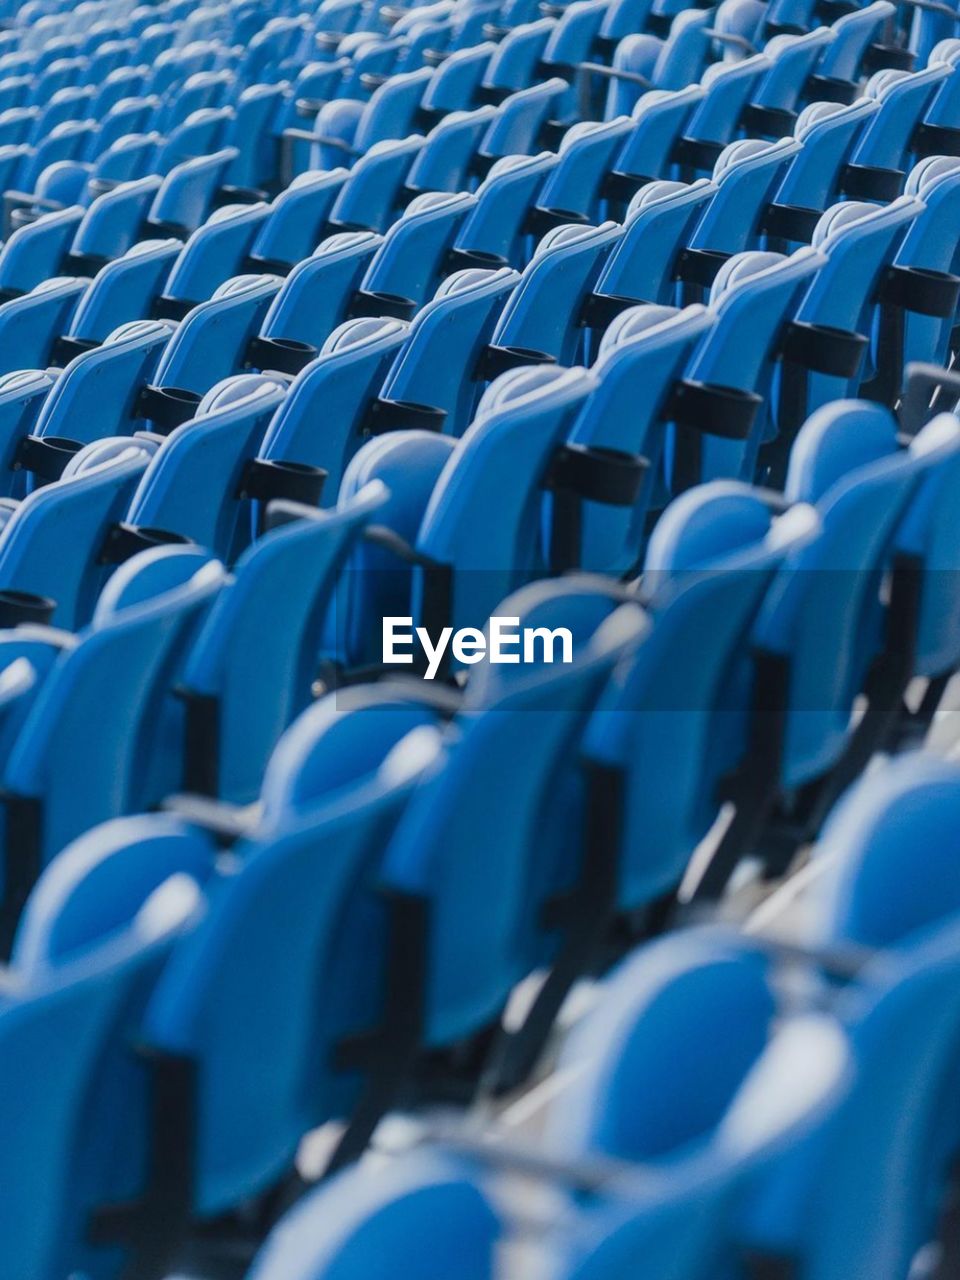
<box><xmin>259</xmin><ymin>316</ymin><xmax>409</xmax><ymax>500</ymax></box>
<box><xmin>0</xmin><ymin>438</ymin><xmax>152</xmax><ymax>629</ymax></box>
<box><xmin>755</xmin><ymin>406</ymin><xmax>960</xmax><ymax>787</ymax></box>
<box><xmin>1</xmin><ymin>548</ymin><xmax>226</xmax><ymax>865</ymax></box>
<box><xmin>152</xmin><ymin>273</ymin><xmax>282</xmax><ymax>397</ymax></box>
<box><xmin>379</xmin><ymin>585</ymin><xmax>647</xmax><ymax>1047</ymax></box>
<box><xmin>126</xmin><ymin>374</ymin><xmax>286</xmax><ymax>562</ymax></box>
<box><xmin>260</xmin><ymin>230</ymin><xmax>382</xmax><ymax>350</ymax></box>
<box><xmin>806</xmin><ymin>754</ymin><xmax>960</xmax><ymax>950</ymax></box>
<box><xmin>0</xmin><ymin>872</ymin><xmax>200</xmax><ymax>1279</ymax></box>
<box><xmin>246</xmin><ymin>1153</ymin><xmax>500</xmax><ymax>1280</ymax></box>
<box><xmin>416</xmin><ymin>365</ymin><xmax>596</xmax><ymax>629</ymax></box>
<box><xmin>141</xmin><ymin>686</ymin><xmax>450</xmax><ymax>1215</ymax></box>
<box><xmin>181</xmin><ymin>483</ymin><xmax>390</xmax><ymax>803</ymax></box>
<box><xmin>491</xmin><ymin>221</ymin><xmax>623</xmax><ymax>366</ymax></box>
<box><xmin>588</xmin><ymin>482</ymin><xmax>817</xmax><ymax>908</ymax></box>
<box><xmin>381</xmin><ymin>265</ymin><xmax>521</xmax><ymax>437</ymax></box>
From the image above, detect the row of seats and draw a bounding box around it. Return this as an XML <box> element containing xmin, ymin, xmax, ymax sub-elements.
<box><xmin>1</xmin><ymin>0</ymin><xmax>960</xmax><ymax>1273</ymax></box>
<box><xmin>2</xmin><ymin>379</ymin><xmax>960</xmax><ymax>1274</ymax></box>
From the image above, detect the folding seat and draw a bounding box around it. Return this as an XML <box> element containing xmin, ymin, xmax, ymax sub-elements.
<box><xmin>688</xmin><ymin>405</ymin><xmax>960</xmax><ymax>901</ymax></box>
<box><xmin>0</xmin><ymin>866</ymin><xmax>200</xmax><ymax>1280</ymax></box>
<box><xmin>678</xmin><ymin>136</ymin><xmax>803</xmax><ymax>300</ymax></box>
<box><xmin>731</xmin><ymin>772</ymin><xmax>960</xmax><ymax>1279</ymax></box>
<box><xmin>122</xmin><ymin>374</ymin><xmax>288</xmax><ymax>564</ymax></box>
<box><xmin>46</xmin><ymin>680</ymin><xmax>456</xmax><ymax>1274</ymax></box>
<box><xmin>490</xmin><ymin>482</ymin><xmax>819</xmax><ymax>1087</ymax></box>
<box><xmin>0</xmin><ymin>436</ymin><xmax>155</xmax><ymax>629</ymax></box>
<box><xmin>475</xmin><ymin>18</ymin><xmax>559</xmax><ymax>102</ymax></box>
<box><xmin>154</xmin><ymin>202</ymin><xmax>272</xmax><ymax>318</ymax></box>
<box><xmin>318</xmin><ymin>579</ymin><xmax>647</xmax><ymax>1164</ymax></box>
<box><xmin>521</xmin><ymin>116</ymin><xmax>635</xmax><ymax>227</ymax></box>
<box><xmin>140</xmin><ymin>275</ymin><xmax>282</xmax><ymax>411</ymax></box>
<box><xmin>310</xmin><ymin>67</ymin><xmax>434</xmax><ymax>170</ymax></box>
<box><xmin>586</xmin><ymin>180</ymin><xmax>715</xmax><ymax>330</ymax></box>
<box><xmin>599</xmin><ymin>84</ymin><xmax>704</xmax><ymax>208</ymax></box>
<box><xmin>220</xmin><ymin>88</ymin><xmax>288</xmax><ymax>201</ymax></box>
<box><xmin>337</xmin><ymin>366</ymin><xmax>598</xmax><ymax>667</ymax></box>
<box><xmin>81</xmin><ymin>99</ymin><xmax>161</xmax><ymax>167</ymax></box>
<box><xmin>176</xmin><ymin>484</ymin><xmax>390</xmax><ymax>802</ymax></box>
<box><xmin>336</xmin><ymin>38</ymin><xmax>411</xmax><ymax>102</ymax></box>
<box><xmin>246</xmin><ymin>1153</ymin><xmax>503</xmax><ymax>1280</ymax></box>
<box><xmin>0</xmin><ymin>105</ymin><xmax>41</xmax><ymax>150</ymax></box>
<box><xmin>403</xmin><ymin>104</ymin><xmax>501</xmax><ymax>195</ymax></box>
<box><xmin>60</xmin><ymin>240</ymin><xmax>182</xmax><ymax>349</ymax></box>
<box><xmin>356</xmin><ymin>190</ymin><xmax>478</xmax><ymax>310</ymax></box>
<box><xmin>248</xmin><ymin>168</ymin><xmax>351</xmax><ymax>273</ymax></box>
<box><xmin>767</xmin><ymin>97</ymin><xmax>880</xmax><ymax>242</ymax></box>
<box><xmin>29</xmin><ymin>54</ymin><xmax>89</xmax><ymax>104</ymax></box>
<box><xmin>244</xmin><ymin>961</ymin><xmax>845</xmax><ymax>1280</ymax></box>
<box><xmin>915</xmin><ymin>39</ymin><xmax>960</xmax><ymax>155</ymax></box>
<box><xmin>15</xmin><ymin>118</ymin><xmax>97</xmax><ymax>194</ymax></box>
<box><xmin>144</xmin><ymin>42</ymin><xmax>221</xmax><ymax>99</ymax></box>
<box><xmin>0</xmin><ymin>204</ymin><xmax>84</xmax><ymax>294</ymax></box>
<box><xmin>254</xmin><ymin>317</ymin><xmax>413</xmax><ymax>507</ymax></box>
<box><xmin>861</xmin><ymin>157</ymin><xmax>960</xmax><ymax>403</ymax></box>
<box><xmin>561</xmin><ymin>911</ymin><xmax>960</xmax><ymax>1280</ymax></box>
<box><xmin>28</xmin><ymin>84</ymin><xmax>95</xmax><ymax>140</ymax></box>
<box><xmin>0</xmin><ymin>545</ymin><xmax>226</xmax><ymax>940</ymax></box>
<box><xmin>325</xmin><ymin>135</ymin><xmax>426</xmax><ymax>233</ymax></box>
<box><xmin>7</xmin><ymin>321</ymin><xmax>172</xmax><ymax>496</ymax></box>
<box><xmin>373</xmin><ymin>265</ymin><xmax>524</xmax><ymax>438</ymax></box>
<box><xmin>807</xmin><ymin>0</ymin><xmax>900</xmax><ymax>100</ymax></box>
<box><xmin>606</xmin><ymin>11</ymin><xmax>714</xmax><ymax>119</ymax></box>
<box><xmin>0</xmin><ymin>276</ymin><xmax>87</xmax><ymax>375</ymax></box>
<box><xmin>87</xmin><ymin>63</ymin><xmax>150</xmax><ymax>119</ymax></box>
<box><xmin>766</xmin><ymin>195</ymin><xmax>923</xmax><ymax>465</ymax></box>
<box><xmin>486</xmin><ymin>220</ymin><xmax>623</xmax><ymax>368</ymax></box>
<box><xmin>667</xmin><ymin>248</ymin><xmax>830</xmax><ymax>497</ymax></box>
<box><xmin>660</xmin><ymin>52</ymin><xmax>770</xmax><ymax>171</ymax></box>
<box><xmin>416</xmin><ymin>40</ymin><xmax>496</xmax><ymax>117</ymax></box>
<box><xmin>840</xmin><ymin>61</ymin><xmax>954</xmax><ymax>202</ymax></box>
<box><xmin>152</xmin><ymin>69</ymin><xmax>234</xmax><ymax>135</ymax></box>
<box><xmin>558</xmin><ymin>303</ymin><xmax>713</xmax><ymax>573</ymax></box>
<box><xmin>144</xmin><ymin>148</ymin><xmax>240</xmax><ymax>240</ymax></box>
<box><xmin>738</xmin><ymin>28</ymin><xmax>835</xmax><ymax>135</ymax></box>
<box><xmin>255</xmin><ymin>231</ymin><xmax>384</xmax><ymax>361</ymax></box>
<box><xmin>539</xmin><ymin>0</ymin><xmax>632</xmax><ymax>127</ymax></box>
<box><xmin>0</xmin><ymin>76</ymin><xmax>31</xmax><ymax>114</ymax></box>
<box><xmin>63</xmin><ymin>175</ymin><xmax>164</xmax><ymax>268</ymax></box>
<box><xmin>473</xmin><ymin>79</ymin><xmax>570</xmax><ymax>176</ymax></box>
<box><xmin>446</xmin><ymin>150</ymin><xmax>560</xmax><ymax>267</ymax></box>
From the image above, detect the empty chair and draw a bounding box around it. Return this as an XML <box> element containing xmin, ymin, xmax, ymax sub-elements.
<box><xmin>0</xmin><ymin>545</ymin><xmax>225</xmax><ymax>941</ymax></box>
<box><xmin>255</xmin><ymin>315</ymin><xmax>409</xmax><ymax>503</ymax></box>
<box><xmin>0</xmin><ymin>866</ymin><xmax>201</xmax><ymax>1280</ymax></box>
<box><xmin>46</xmin><ymin>680</ymin><xmax>455</xmax><ymax>1274</ymax></box>
<box><xmin>336</xmin><ymin>364</ymin><xmax>595</xmax><ymax>666</ymax></box>
<box><xmin>0</xmin><ymin>436</ymin><xmax>155</xmax><ymax>629</ymax></box>
<box><xmin>176</xmin><ymin>483</ymin><xmax>389</xmax><ymax>802</ymax></box>
<box><xmin>689</xmin><ymin>404</ymin><xmax>960</xmax><ymax>900</ymax></box>
<box><xmin>122</xmin><ymin>375</ymin><xmax>288</xmax><ymax>563</ymax></box>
